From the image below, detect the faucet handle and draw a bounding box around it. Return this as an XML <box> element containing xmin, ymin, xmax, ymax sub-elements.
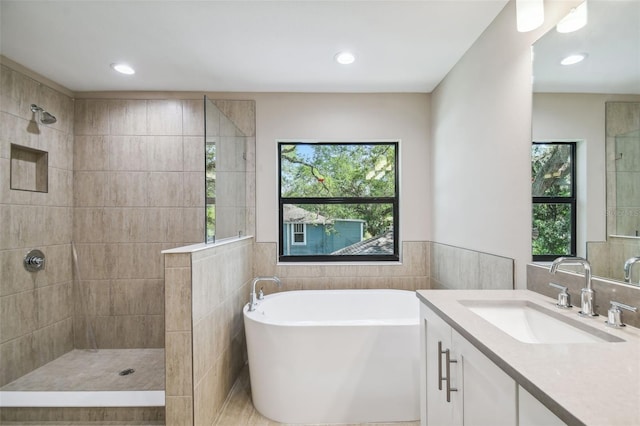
<box><xmin>549</xmin><ymin>282</ymin><xmax>572</xmax><ymax>309</ymax></box>
<box><xmin>605</xmin><ymin>301</ymin><xmax>638</xmax><ymax>328</ymax></box>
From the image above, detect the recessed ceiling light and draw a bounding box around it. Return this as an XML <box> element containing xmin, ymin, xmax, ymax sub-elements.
<box><xmin>111</xmin><ymin>63</ymin><xmax>135</xmax><ymax>75</ymax></box>
<box><xmin>560</xmin><ymin>53</ymin><xmax>588</xmax><ymax>66</ymax></box>
<box><xmin>335</xmin><ymin>51</ymin><xmax>355</xmax><ymax>65</ymax></box>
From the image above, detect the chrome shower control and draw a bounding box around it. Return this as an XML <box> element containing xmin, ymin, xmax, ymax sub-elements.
<box><xmin>24</xmin><ymin>249</ymin><xmax>45</xmax><ymax>272</ymax></box>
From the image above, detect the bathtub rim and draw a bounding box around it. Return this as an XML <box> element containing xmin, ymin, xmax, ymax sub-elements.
<box><xmin>243</xmin><ymin>288</ymin><xmax>419</xmax><ymax>327</ymax></box>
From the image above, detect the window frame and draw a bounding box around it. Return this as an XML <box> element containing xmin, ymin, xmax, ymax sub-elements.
<box><xmin>278</xmin><ymin>141</ymin><xmax>400</xmax><ymax>263</ymax></box>
<box><xmin>532</xmin><ymin>141</ymin><xmax>577</xmax><ymax>261</ymax></box>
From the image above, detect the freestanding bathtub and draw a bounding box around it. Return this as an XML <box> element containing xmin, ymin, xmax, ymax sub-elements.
<box><xmin>243</xmin><ymin>289</ymin><xmax>420</xmax><ymax>424</ymax></box>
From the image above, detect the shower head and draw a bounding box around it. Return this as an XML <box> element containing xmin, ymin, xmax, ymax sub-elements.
<box><xmin>30</xmin><ymin>104</ymin><xmax>57</xmax><ymax>124</ymax></box>
<box><xmin>40</xmin><ymin>111</ymin><xmax>57</xmax><ymax>124</ymax></box>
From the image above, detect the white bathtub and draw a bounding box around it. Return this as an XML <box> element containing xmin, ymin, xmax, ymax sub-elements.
<box><xmin>243</xmin><ymin>289</ymin><xmax>420</xmax><ymax>424</ymax></box>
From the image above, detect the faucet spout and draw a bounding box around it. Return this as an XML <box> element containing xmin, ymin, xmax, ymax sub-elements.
<box><xmin>623</xmin><ymin>256</ymin><xmax>640</xmax><ymax>284</ymax></box>
<box><xmin>549</xmin><ymin>257</ymin><xmax>597</xmax><ymax>317</ymax></box>
<box><xmin>248</xmin><ymin>276</ymin><xmax>282</xmax><ymax>312</ymax></box>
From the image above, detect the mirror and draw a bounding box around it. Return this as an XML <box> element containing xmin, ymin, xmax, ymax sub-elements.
<box><xmin>531</xmin><ymin>0</ymin><xmax>640</xmax><ymax>284</ymax></box>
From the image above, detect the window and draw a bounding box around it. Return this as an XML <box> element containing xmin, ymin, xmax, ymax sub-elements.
<box><xmin>279</xmin><ymin>142</ymin><xmax>399</xmax><ymax>262</ymax></box>
<box><xmin>291</xmin><ymin>223</ymin><xmax>306</xmax><ymax>245</ymax></box>
<box><xmin>532</xmin><ymin>142</ymin><xmax>576</xmax><ymax>261</ymax></box>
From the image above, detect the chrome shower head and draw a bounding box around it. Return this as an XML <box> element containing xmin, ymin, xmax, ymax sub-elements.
<box><xmin>40</xmin><ymin>111</ymin><xmax>57</xmax><ymax>124</ymax></box>
<box><xmin>30</xmin><ymin>104</ymin><xmax>57</xmax><ymax>124</ymax></box>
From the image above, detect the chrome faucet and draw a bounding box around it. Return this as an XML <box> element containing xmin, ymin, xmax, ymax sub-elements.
<box><xmin>550</xmin><ymin>257</ymin><xmax>597</xmax><ymax>317</ymax></box>
<box><xmin>248</xmin><ymin>276</ymin><xmax>282</xmax><ymax>312</ymax></box>
<box><xmin>623</xmin><ymin>256</ymin><xmax>640</xmax><ymax>284</ymax></box>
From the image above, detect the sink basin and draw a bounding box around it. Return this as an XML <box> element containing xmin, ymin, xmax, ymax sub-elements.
<box><xmin>461</xmin><ymin>300</ymin><xmax>624</xmax><ymax>344</ymax></box>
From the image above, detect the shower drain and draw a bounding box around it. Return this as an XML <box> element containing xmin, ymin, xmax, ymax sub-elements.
<box><xmin>119</xmin><ymin>368</ymin><xmax>135</xmax><ymax>376</ymax></box>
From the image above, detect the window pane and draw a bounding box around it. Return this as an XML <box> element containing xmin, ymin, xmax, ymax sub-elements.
<box><xmin>532</xmin><ymin>144</ymin><xmax>573</xmax><ymax>197</ymax></box>
<box><xmin>282</xmin><ymin>203</ymin><xmax>393</xmax><ymax>256</ymax></box>
<box><xmin>532</xmin><ymin>203</ymin><xmax>572</xmax><ymax>256</ymax></box>
<box><xmin>280</xmin><ymin>144</ymin><xmax>396</xmax><ymax>198</ymax></box>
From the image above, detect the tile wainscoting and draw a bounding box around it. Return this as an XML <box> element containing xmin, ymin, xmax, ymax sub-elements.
<box><xmin>164</xmin><ymin>237</ymin><xmax>253</xmax><ymax>426</ymax></box>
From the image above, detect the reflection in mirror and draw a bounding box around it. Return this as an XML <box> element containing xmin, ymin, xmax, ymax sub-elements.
<box><xmin>531</xmin><ymin>1</ymin><xmax>640</xmax><ymax>284</ymax></box>
<box><xmin>532</xmin><ymin>143</ymin><xmax>576</xmax><ymax>261</ymax></box>
<box><xmin>606</xmin><ymin>102</ymin><xmax>640</xmax><ymax>237</ymax></box>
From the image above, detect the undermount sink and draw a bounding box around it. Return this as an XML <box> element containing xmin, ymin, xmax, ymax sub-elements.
<box><xmin>461</xmin><ymin>300</ymin><xmax>624</xmax><ymax>344</ymax></box>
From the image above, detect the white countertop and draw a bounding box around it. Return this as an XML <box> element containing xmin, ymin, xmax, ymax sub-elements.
<box><xmin>416</xmin><ymin>289</ymin><xmax>640</xmax><ymax>426</ymax></box>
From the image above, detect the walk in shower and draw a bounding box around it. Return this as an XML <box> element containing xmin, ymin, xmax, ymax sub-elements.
<box><xmin>606</xmin><ymin>102</ymin><xmax>640</xmax><ymax>237</ymax></box>
<box><xmin>0</xmin><ymin>61</ymin><xmax>250</xmax><ymax>423</ymax></box>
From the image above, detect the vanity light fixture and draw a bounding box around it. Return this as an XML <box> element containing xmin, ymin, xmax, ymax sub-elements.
<box><xmin>334</xmin><ymin>51</ymin><xmax>355</xmax><ymax>65</ymax></box>
<box><xmin>110</xmin><ymin>63</ymin><xmax>135</xmax><ymax>75</ymax></box>
<box><xmin>557</xmin><ymin>1</ymin><xmax>588</xmax><ymax>33</ymax></box>
<box><xmin>561</xmin><ymin>53</ymin><xmax>588</xmax><ymax>66</ymax></box>
<box><xmin>516</xmin><ymin>0</ymin><xmax>544</xmax><ymax>32</ymax></box>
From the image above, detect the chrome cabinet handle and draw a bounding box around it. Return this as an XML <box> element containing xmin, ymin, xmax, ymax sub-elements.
<box><xmin>438</xmin><ymin>340</ymin><xmax>444</xmax><ymax>390</ymax></box>
<box><xmin>438</xmin><ymin>340</ymin><xmax>458</xmax><ymax>402</ymax></box>
<box><xmin>445</xmin><ymin>349</ymin><xmax>458</xmax><ymax>402</ymax></box>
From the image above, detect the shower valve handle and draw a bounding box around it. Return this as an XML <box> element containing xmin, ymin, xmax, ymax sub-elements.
<box><xmin>26</xmin><ymin>256</ymin><xmax>43</xmax><ymax>265</ymax></box>
<box><xmin>24</xmin><ymin>249</ymin><xmax>45</xmax><ymax>272</ymax></box>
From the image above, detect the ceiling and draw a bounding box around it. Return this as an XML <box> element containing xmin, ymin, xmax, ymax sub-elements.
<box><xmin>0</xmin><ymin>0</ymin><xmax>510</xmax><ymax>93</ymax></box>
<box><xmin>533</xmin><ymin>0</ymin><xmax>640</xmax><ymax>94</ymax></box>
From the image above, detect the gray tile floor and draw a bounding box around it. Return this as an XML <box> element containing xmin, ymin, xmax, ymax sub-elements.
<box><xmin>1</xmin><ymin>349</ymin><xmax>164</xmax><ymax>391</ymax></box>
<box><xmin>214</xmin><ymin>367</ymin><xmax>420</xmax><ymax>426</ymax></box>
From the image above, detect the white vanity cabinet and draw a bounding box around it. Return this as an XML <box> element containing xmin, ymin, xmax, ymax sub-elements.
<box><xmin>417</xmin><ymin>289</ymin><xmax>638</xmax><ymax>425</ymax></box>
<box><xmin>518</xmin><ymin>386</ymin><xmax>567</xmax><ymax>426</ymax></box>
<box><xmin>420</xmin><ymin>303</ymin><xmax>516</xmax><ymax>426</ymax></box>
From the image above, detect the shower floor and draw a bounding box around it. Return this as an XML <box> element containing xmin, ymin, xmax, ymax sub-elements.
<box><xmin>0</xmin><ymin>349</ymin><xmax>164</xmax><ymax>408</ymax></box>
<box><xmin>1</xmin><ymin>349</ymin><xmax>164</xmax><ymax>392</ymax></box>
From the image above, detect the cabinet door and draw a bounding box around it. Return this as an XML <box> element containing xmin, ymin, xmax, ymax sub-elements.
<box><xmin>518</xmin><ymin>385</ymin><xmax>566</xmax><ymax>426</ymax></box>
<box><xmin>421</xmin><ymin>304</ymin><xmax>459</xmax><ymax>426</ymax></box>
<box><xmin>452</xmin><ymin>330</ymin><xmax>516</xmax><ymax>426</ymax></box>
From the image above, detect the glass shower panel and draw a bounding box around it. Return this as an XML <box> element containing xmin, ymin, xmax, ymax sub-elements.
<box><xmin>204</xmin><ymin>96</ymin><xmax>247</xmax><ymax>242</ymax></box>
<box><xmin>615</xmin><ymin>129</ymin><xmax>640</xmax><ymax>236</ymax></box>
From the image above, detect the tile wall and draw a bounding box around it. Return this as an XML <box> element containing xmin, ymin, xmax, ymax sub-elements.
<box><xmin>72</xmin><ymin>97</ymin><xmax>206</xmax><ymax>348</ymax></box>
<box><xmin>587</xmin><ymin>236</ymin><xmax>640</xmax><ymax>282</ymax></box>
<box><xmin>253</xmin><ymin>241</ymin><xmax>431</xmax><ymax>292</ymax></box>
<box><xmin>251</xmin><ymin>242</ymin><xmax>514</xmax><ymax>296</ymax></box>
<box><xmin>0</xmin><ymin>63</ymin><xmax>75</xmax><ymax>386</ymax></box>
<box><xmin>606</xmin><ymin>102</ymin><xmax>640</xmax><ymax>237</ymax></box>
<box><xmin>430</xmin><ymin>242</ymin><xmax>514</xmax><ymax>290</ymax></box>
<box><xmin>164</xmin><ymin>237</ymin><xmax>253</xmax><ymax>426</ymax></box>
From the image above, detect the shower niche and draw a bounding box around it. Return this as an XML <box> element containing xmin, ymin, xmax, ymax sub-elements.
<box><xmin>204</xmin><ymin>96</ymin><xmax>255</xmax><ymax>243</ymax></box>
<box><xmin>10</xmin><ymin>144</ymin><xmax>48</xmax><ymax>193</ymax></box>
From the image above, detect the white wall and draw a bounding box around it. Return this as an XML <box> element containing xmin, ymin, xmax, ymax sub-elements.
<box><xmin>430</xmin><ymin>0</ymin><xmax>580</xmax><ymax>287</ymax></box>
<box><xmin>532</xmin><ymin>93</ymin><xmax>640</xmax><ymax>257</ymax></box>
<box><xmin>251</xmin><ymin>93</ymin><xmax>431</xmax><ymax>247</ymax></box>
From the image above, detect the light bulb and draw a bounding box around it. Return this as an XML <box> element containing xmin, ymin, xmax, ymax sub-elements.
<box><xmin>111</xmin><ymin>63</ymin><xmax>135</xmax><ymax>75</ymax></box>
<box><xmin>560</xmin><ymin>53</ymin><xmax>587</xmax><ymax>66</ymax></box>
<box><xmin>335</xmin><ymin>51</ymin><xmax>355</xmax><ymax>65</ymax></box>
